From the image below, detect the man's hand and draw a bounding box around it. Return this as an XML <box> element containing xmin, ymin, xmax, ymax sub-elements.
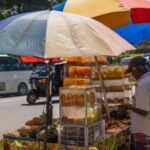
<box><xmin>119</xmin><ymin>104</ymin><xmax>132</xmax><ymax>110</ymax></box>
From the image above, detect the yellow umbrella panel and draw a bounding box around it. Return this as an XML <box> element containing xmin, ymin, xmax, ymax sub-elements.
<box><xmin>64</xmin><ymin>0</ymin><xmax>130</xmax><ymax>29</ymax></box>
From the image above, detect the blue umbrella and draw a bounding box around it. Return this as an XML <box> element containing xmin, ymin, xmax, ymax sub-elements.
<box><xmin>114</xmin><ymin>20</ymin><xmax>150</xmax><ymax>45</ymax></box>
<box><xmin>53</xmin><ymin>0</ymin><xmax>67</xmax><ymax>11</ymax></box>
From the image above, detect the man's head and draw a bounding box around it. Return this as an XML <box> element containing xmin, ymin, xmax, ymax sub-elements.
<box><xmin>126</xmin><ymin>56</ymin><xmax>148</xmax><ymax>80</ymax></box>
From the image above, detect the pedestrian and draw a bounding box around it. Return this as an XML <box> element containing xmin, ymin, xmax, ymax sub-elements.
<box><xmin>124</xmin><ymin>56</ymin><xmax>150</xmax><ymax>150</ymax></box>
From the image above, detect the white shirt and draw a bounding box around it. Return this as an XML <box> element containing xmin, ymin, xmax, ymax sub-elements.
<box><xmin>131</xmin><ymin>72</ymin><xmax>150</xmax><ymax>135</ymax></box>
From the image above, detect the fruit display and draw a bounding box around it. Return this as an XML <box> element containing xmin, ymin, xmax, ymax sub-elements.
<box><xmin>103</xmin><ymin>78</ymin><xmax>131</xmax><ymax>88</ymax></box>
<box><xmin>2</xmin><ymin>128</ymin><xmax>130</xmax><ymax>150</ymax></box>
<box><xmin>105</xmin><ymin>86</ymin><xmax>125</xmax><ymax>92</ymax></box>
<box><xmin>107</xmin><ymin>98</ymin><xmax>124</xmax><ymax>104</ymax></box>
<box><xmin>25</xmin><ymin>116</ymin><xmax>44</xmax><ymax>126</ymax></box>
<box><xmin>60</xmin><ymin>86</ymin><xmax>101</xmax><ymax>126</ymax></box>
<box><xmin>92</xmin><ymin>70</ymin><xmax>100</xmax><ymax>81</ymax></box>
<box><xmin>17</xmin><ymin>126</ymin><xmax>32</xmax><ymax>134</ymax></box>
<box><xmin>61</xmin><ymin>106</ymin><xmax>101</xmax><ymax>125</ymax></box>
<box><xmin>61</xmin><ymin>108</ymin><xmax>85</xmax><ymax>124</ymax></box>
<box><xmin>5</xmin><ymin>131</ymin><xmax>20</xmax><ymax>137</ymax></box>
<box><xmin>104</xmin><ymin>86</ymin><xmax>131</xmax><ymax>92</ymax></box>
<box><xmin>4</xmin><ymin>116</ymin><xmax>45</xmax><ymax>139</ymax></box>
<box><xmin>60</xmin><ymin>86</ymin><xmax>96</xmax><ymax>107</ymax></box>
<box><xmin>105</xmin><ymin>119</ymin><xmax>130</xmax><ymax>133</ymax></box>
<box><xmin>64</xmin><ymin>56</ymin><xmax>108</xmax><ymax>65</ymax></box>
<box><xmin>100</xmin><ymin>66</ymin><xmax>128</xmax><ymax>79</ymax></box>
<box><xmin>69</xmin><ymin>66</ymin><xmax>91</xmax><ymax>78</ymax></box>
<box><xmin>107</xmin><ymin>97</ymin><xmax>130</xmax><ymax>104</ymax></box>
<box><xmin>64</xmin><ymin>77</ymin><xmax>90</xmax><ymax>87</ymax></box>
<box><xmin>98</xmin><ymin>135</ymin><xmax>117</xmax><ymax>150</ymax></box>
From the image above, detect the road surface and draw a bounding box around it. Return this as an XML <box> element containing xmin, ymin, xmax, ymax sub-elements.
<box><xmin>0</xmin><ymin>95</ymin><xmax>59</xmax><ymax>138</ymax></box>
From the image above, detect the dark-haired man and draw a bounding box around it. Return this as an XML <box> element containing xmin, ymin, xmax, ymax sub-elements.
<box><xmin>125</xmin><ymin>56</ymin><xmax>150</xmax><ymax>150</ymax></box>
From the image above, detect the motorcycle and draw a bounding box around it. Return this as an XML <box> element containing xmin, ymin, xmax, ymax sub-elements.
<box><xmin>27</xmin><ymin>61</ymin><xmax>65</xmax><ymax>104</ymax></box>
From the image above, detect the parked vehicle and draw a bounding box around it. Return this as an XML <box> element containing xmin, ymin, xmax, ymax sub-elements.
<box><xmin>27</xmin><ymin>61</ymin><xmax>65</xmax><ymax>104</ymax></box>
<box><xmin>0</xmin><ymin>54</ymin><xmax>33</xmax><ymax>95</ymax></box>
<box><xmin>120</xmin><ymin>57</ymin><xmax>133</xmax><ymax>65</ymax></box>
<box><xmin>143</xmin><ymin>53</ymin><xmax>150</xmax><ymax>63</ymax></box>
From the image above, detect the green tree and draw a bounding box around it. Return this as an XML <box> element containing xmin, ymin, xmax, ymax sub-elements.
<box><xmin>0</xmin><ymin>0</ymin><xmax>63</xmax><ymax>20</ymax></box>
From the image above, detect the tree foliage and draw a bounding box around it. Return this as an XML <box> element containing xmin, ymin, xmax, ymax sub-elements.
<box><xmin>0</xmin><ymin>0</ymin><xmax>63</xmax><ymax>20</ymax></box>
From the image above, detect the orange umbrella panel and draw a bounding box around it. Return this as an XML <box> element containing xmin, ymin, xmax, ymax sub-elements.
<box><xmin>64</xmin><ymin>0</ymin><xmax>130</xmax><ymax>28</ymax></box>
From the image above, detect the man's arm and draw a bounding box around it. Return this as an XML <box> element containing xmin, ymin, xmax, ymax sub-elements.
<box><xmin>119</xmin><ymin>104</ymin><xmax>149</xmax><ymax>116</ymax></box>
<box><xmin>129</xmin><ymin>105</ymin><xmax>148</xmax><ymax>116</ymax></box>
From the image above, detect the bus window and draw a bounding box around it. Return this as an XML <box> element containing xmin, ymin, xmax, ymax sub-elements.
<box><xmin>0</xmin><ymin>55</ymin><xmax>33</xmax><ymax>95</ymax></box>
<box><xmin>0</xmin><ymin>57</ymin><xmax>12</xmax><ymax>71</ymax></box>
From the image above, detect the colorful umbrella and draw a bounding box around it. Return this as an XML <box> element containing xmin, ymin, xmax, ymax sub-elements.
<box><xmin>0</xmin><ymin>10</ymin><xmax>134</xmax><ymax>58</ymax></box>
<box><xmin>114</xmin><ymin>20</ymin><xmax>150</xmax><ymax>45</ymax></box>
<box><xmin>62</xmin><ymin>0</ymin><xmax>150</xmax><ymax>28</ymax></box>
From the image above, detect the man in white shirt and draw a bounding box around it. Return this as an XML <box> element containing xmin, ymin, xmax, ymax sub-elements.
<box><xmin>125</xmin><ymin>56</ymin><xmax>150</xmax><ymax>150</ymax></box>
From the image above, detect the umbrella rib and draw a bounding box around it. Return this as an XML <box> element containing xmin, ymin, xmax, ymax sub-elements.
<box><xmin>85</xmin><ymin>21</ymin><xmax>117</xmax><ymax>56</ymax></box>
<box><xmin>58</xmin><ymin>13</ymin><xmax>82</xmax><ymax>55</ymax></box>
<box><xmin>12</xmin><ymin>11</ymin><xmax>47</xmax><ymax>56</ymax></box>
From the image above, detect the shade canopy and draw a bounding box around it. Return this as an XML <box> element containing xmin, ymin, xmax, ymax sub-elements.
<box><xmin>63</xmin><ymin>0</ymin><xmax>130</xmax><ymax>29</ymax></box>
<box><xmin>0</xmin><ymin>11</ymin><xmax>135</xmax><ymax>58</ymax></box>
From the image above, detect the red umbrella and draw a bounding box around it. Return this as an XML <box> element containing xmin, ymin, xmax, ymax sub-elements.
<box><xmin>119</xmin><ymin>0</ymin><xmax>150</xmax><ymax>23</ymax></box>
<box><xmin>20</xmin><ymin>55</ymin><xmax>60</xmax><ymax>63</ymax></box>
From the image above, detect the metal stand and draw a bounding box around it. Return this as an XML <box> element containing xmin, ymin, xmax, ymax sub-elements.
<box><xmin>94</xmin><ymin>56</ymin><xmax>110</xmax><ymax>119</ymax></box>
<box><xmin>44</xmin><ymin>59</ymin><xmax>53</xmax><ymax>150</ymax></box>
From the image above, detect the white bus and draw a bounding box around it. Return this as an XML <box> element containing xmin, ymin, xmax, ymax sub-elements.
<box><xmin>0</xmin><ymin>54</ymin><xmax>33</xmax><ymax>95</ymax></box>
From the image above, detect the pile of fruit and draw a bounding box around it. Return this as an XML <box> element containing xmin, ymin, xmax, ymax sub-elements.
<box><xmin>105</xmin><ymin>119</ymin><xmax>130</xmax><ymax>133</ymax></box>
<box><xmin>64</xmin><ymin>77</ymin><xmax>90</xmax><ymax>87</ymax></box>
<box><xmin>101</xmin><ymin>66</ymin><xmax>129</xmax><ymax>79</ymax></box>
<box><xmin>5</xmin><ymin>116</ymin><xmax>44</xmax><ymax>138</ymax></box>
<box><xmin>4</xmin><ymin>115</ymin><xmax>59</xmax><ymax>143</ymax></box>
<box><xmin>64</xmin><ymin>56</ymin><xmax>108</xmax><ymax>65</ymax></box>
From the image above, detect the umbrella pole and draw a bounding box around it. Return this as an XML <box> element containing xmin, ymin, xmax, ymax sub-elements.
<box><xmin>44</xmin><ymin>59</ymin><xmax>53</xmax><ymax>150</ymax></box>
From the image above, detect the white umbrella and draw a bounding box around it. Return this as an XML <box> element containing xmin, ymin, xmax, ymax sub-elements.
<box><xmin>0</xmin><ymin>10</ymin><xmax>135</xmax><ymax>57</ymax></box>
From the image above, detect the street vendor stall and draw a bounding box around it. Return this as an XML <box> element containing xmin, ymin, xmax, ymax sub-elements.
<box><xmin>0</xmin><ymin>10</ymin><xmax>134</xmax><ymax>149</ymax></box>
<box><xmin>1</xmin><ymin>128</ymin><xmax>130</xmax><ymax>150</ymax></box>
<box><xmin>1</xmin><ymin>57</ymin><xmax>132</xmax><ymax>150</ymax></box>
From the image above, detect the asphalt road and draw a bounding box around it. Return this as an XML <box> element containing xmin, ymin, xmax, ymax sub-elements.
<box><xmin>0</xmin><ymin>95</ymin><xmax>59</xmax><ymax>138</ymax></box>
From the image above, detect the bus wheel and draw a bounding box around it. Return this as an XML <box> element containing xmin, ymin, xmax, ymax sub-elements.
<box><xmin>18</xmin><ymin>83</ymin><xmax>28</xmax><ymax>95</ymax></box>
<box><xmin>27</xmin><ymin>93</ymin><xmax>37</xmax><ymax>104</ymax></box>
